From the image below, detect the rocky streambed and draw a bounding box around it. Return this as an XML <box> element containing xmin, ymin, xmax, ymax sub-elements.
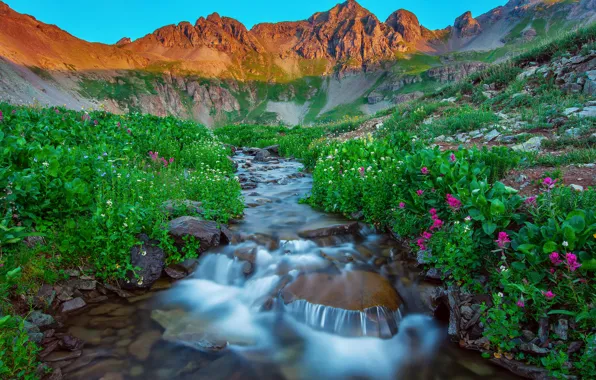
<box><xmin>32</xmin><ymin>149</ymin><xmax>520</xmax><ymax>380</ymax></box>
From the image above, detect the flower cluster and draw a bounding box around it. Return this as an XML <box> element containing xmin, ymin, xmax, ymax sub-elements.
<box><xmin>148</xmin><ymin>151</ymin><xmax>174</xmax><ymax>167</ymax></box>
<box><xmin>429</xmin><ymin>208</ymin><xmax>444</xmax><ymax>230</ymax></box>
<box><xmin>0</xmin><ymin>109</ymin><xmax>3</xmax><ymax>122</ymax></box>
<box><xmin>421</xmin><ymin>167</ymin><xmax>429</xmax><ymax>175</ymax></box>
<box><xmin>550</xmin><ymin>251</ymin><xmax>581</xmax><ymax>272</ymax></box>
<box><xmin>446</xmin><ymin>193</ymin><xmax>462</xmax><ymax>211</ymax></box>
<box><xmin>542</xmin><ymin>177</ymin><xmax>557</xmax><ymax>190</ymax></box>
<box><xmin>495</xmin><ymin>231</ymin><xmax>511</xmax><ymax>248</ymax></box>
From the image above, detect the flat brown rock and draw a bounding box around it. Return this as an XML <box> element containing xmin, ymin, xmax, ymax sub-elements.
<box><xmin>283</xmin><ymin>271</ymin><xmax>401</xmax><ymax>311</ymax></box>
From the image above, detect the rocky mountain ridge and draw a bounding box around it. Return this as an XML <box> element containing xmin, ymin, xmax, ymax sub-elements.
<box><xmin>0</xmin><ymin>0</ymin><xmax>594</xmax><ymax>126</ymax></box>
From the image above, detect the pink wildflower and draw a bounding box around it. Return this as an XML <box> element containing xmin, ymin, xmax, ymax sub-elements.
<box><xmin>11</xmin><ymin>109</ymin><xmax>16</xmax><ymax>115</ymax></box>
<box><xmin>421</xmin><ymin>167</ymin><xmax>429</xmax><ymax>175</ymax></box>
<box><xmin>549</xmin><ymin>252</ymin><xmax>562</xmax><ymax>265</ymax></box>
<box><xmin>464</xmin><ymin>216</ymin><xmax>471</xmax><ymax>222</ymax></box>
<box><xmin>550</xmin><ymin>267</ymin><xmax>555</xmax><ymax>274</ymax></box>
<box><xmin>543</xmin><ymin>290</ymin><xmax>555</xmax><ymax>300</ymax></box>
<box><xmin>54</xmin><ymin>109</ymin><xmax>60</xmax><ymax>114</ymax></box>
<box><xmin>429</xmin><ymin>208</ymin><xmax>437</xmax><ymax>216</ymax></box>
<box><xmin>565</xmin><ymin>253</ymin><xmax>581</xmax><ymax>272</ymax></box>
<box><xmin>422</xmin><ymin>231</ymin><xmax>433</xmax><ymax>240</ymax></box>
<box><xmin>0</xmin><ymin>109</ymin><xmax>3</xmax><ymax>122</ymax></box>
<box><xmin>432</xmin><ymin>219</ymin><xmax>444</xmax><ymax>230</ymax></box>
<box><xmin>398</xmin><ymin>202</ymin><xmax>405</xmax><ymax>209</ymax></box>
<box><xmin>169</xmin><ymin>157</ymin><xmax>174</xmax><ymax>164</ymax></box>
<box><xmin>416</xmin><ymin>238</ymin><xmax>426</xmax><ymax>251</ymax></box>
<box><xmin>127</xmin><ymin>129</ymin><xmax>131</xmax><ymax>134</ymax></box>
<box><xmin>359</xmin><ymin>167</ymin><xmax>365</xmax><ymax>177</ymax></box>
<box><xmin>94</xmin><ymin>120</ymin><xmax>98</xmax><ymax>126</ymax></box>
<box><xmin>449</xmin><ymin>153</ymin><xmax>456</xmax><ymax>163</ymax></box>
<box><xmin>516</xmin><ymin>299</ymin><xmax>525</xmax><ymax>308</ymax></box>
<box><xmin>524</xmin><ymin>196</ymin><xmax>537</xmax><ymax>206</ymax></box>
<box><xmin>416</xmin><ymin>189</ymin><xmax>424</xmax><ymax>196</ymax></box>
<box><xmin>446</xmin><ymin>194</ymin><xmax>462</xmax><ymax>211</ymax></box>
<box><xmin>117</xmin><ymin>122</ymin><xmax>121</xmax><ymax>127</ymax></box>
<box><xmin>495</xmin><ymin>231</ymin><xmax>511</xmax><ymax>248</ymax></box>
<box><xmin>542</xmin><ymin>177</ymin><xmax>557</xmax><ymax>190</ymax></box>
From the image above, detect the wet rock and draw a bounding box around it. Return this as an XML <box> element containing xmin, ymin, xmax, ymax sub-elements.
<box><xmin>520</xmin><ymin>343</ymin><xmax>550</xmax><ymax>356</ymax></box>
<box><xmin>254</xmin><ymin>149</ymin><xmax>271</xmax><ymax>162</ymax></box>
<box><xmin>60</xmin><ymin>335</ymin><xmax>84</xmax><ymax>351</ymax></box>
<box><xmin>24</xmin><ymin>320</ymin><xmax>43</xmax><ymax>343</ymax></box>
<box><xmin>121</xmin><ymin>234</ymin><xmax>165</xmax><ymax>290</ymax></box>
<box><xmin>27</xmin><ymin>311</ymin><xmax>55</xmax><ymax>328</ymax></box>
<box><xmin>169</xmin><ymin>216</ymin><xmax>221</xmax><ymax>253</ymax></box>
<box><xmin>44</xmin><ymin>367</ymin><xmax>63</xmax><ymax>380</ymax></box>
<box><xmin>164</xmin><ymin>264</ymin><xmax>188</xmax><ymax>279</ymax></box>
<box><xmin>263</xmin><ymin>145</ymin><xmax>279</xmax><ymax>155</ymax></box>
<box><xmin>161</xmin><ymin>200</ymin><xmax>203</xmax><ymax>216</ymax></box>
<box><xmin>128</xmin><ymin>330</ymin><xmax>162</xmax><ymax>361</ymax></box>
<box><xmin>460</xmin><ymin>305</ymin><xmax>474</xmax><ymax>320</ymax></box>
<box><xmin>151</xmin><ymin>309</ymin><xmax>229</xmax><ymax>351</ymax></box>
<box><xmin>179</xmin><ymin>258</ymin><xmax>199</xmax><ymax>274</ymax></box>
<box><xmin>522</xmin><ymin>330</ymin><xmax>536</xmax><ymax>342</ymax></box>
<box><xmin>67</xmin><ymin>359</ymin><xmax>125</xmax><ymax>379</ymax></box>
<box><xmin>234</xmin><ymin>246</ymin><xmax>257</xmax><ymax>263</ymax></box>
<box><xmin>102</xmin><ymin>283</ymin><xmax>133</xmax><ymax>298</ymax></box>
<box><xmin>88</xmin><ymin>303</ymin><xmax>120</xmax><ymax>316</ymax></box>
<box><xmin>554</xmin><ymin>319</ymin><xmax>568</xmax><ymax>341</ymax></box>
<box><xmin>44</xmin><ymin>350</ymin><xmax>82</xmax><ymax>362</ymax></box>
<box><xmin>282</xmin><ymin>271</ymin><xmax>401</xmax><ymax>311</ymax></box>
<box><xmin>68</xmin><ymin>326</ymin><xmax>103</xmax><ymax>345</ymax></box>
<box><xmin>89</xmin><ymin>316</ymin><xmax>130</xmax><ymax>329</ymax></box>
<box><xmin>416</xmin><ymin>251</ymin><xmax>432</xmax><ymax>265</ymax></box>
<box><xmin>297</xmin><ymin>222</ymin><xmax>360</xmax><ymax>239</ymax></box>
<box><xmin>56</xmin><ymin>286</ymin><xmax>74</xmax><ymax>302</ymax></box>
<box><xmin>34</xmin><ymin>284</ymin><xmax>56</xmax><ymax>309</ymax></box>
<box><xmin>60</xmin><ymin>297</ymin><xmax>86</xmax><ymax>313</ymax></box>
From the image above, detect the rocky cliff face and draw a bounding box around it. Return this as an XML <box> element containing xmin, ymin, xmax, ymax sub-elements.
<box><xmin>453</xmin><ymin>12</ymin><xmax>482</xmax><ymax>38</ymax></box>
<box><xmin>427</xmin><ymin>62</ymin><xmax>490</xmax><ymax>83</ymax></box>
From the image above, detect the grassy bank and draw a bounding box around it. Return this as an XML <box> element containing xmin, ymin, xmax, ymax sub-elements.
<box><xmin>0</xmin><ymin>104</ymin><xmax>243</xmax><ymax>378</ymax></box>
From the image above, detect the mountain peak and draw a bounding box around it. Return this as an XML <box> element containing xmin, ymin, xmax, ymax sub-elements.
<box><xmin>115</xmin><ymin>37</ymin><xmax>131</xmax><ymax>46</ymax></box>
<box><xmin>385</xmin><ymin>9</ymin><xmax>422</xmax><ymax>43</ymax></box>
<box><xmin>454</xmin><ymin>11</ymin><xmax>482</xmax><ymax>38</ymax></box>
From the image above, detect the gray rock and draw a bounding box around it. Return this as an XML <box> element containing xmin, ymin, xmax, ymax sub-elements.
<box><xmin>263</xmin><ymin>145</ymin><xmax>280</xmax><ymax>155</ymax></box>
<box><xmin>254</xmin><ymin>149</ymin><xmax>271</xmax><ymax>162</ymax></box>
<box><xmin>570</xmin><ymin>184</ymin><xmax>584</xmax><ymax>192</ymax></box>
<box><xmin>520</xmin><ymin>343</ymin><xmax>550</xmax><ymax>356</ymax></box>
<box><xmin>565</xmin><ymin>127</ymin><xmax>582</xmax><ymax>137</ymax></box>
<box><xmin>425</xmin><ymin>268</ymin><xmax>443</xmax><ymax>280</ymax></box>
<box><xmin>567</xmin><ymin>341</ymin><xmax>583</xmax><ymax>354</ymax></box>
<box><xmin>416</xmin><ymin>250</ymin><xmax>432</xmax><ymax>265</ymax></box>
<box><xmin>34</xmin><ymin>284</ymin><xmax>56</xmax><ymax>309</ymax></box>
<box><xmin>24</xmin><ymin>320</ymin><xmax>43</xmax><ymax>343</ymax></box>
<box><xmin>298</xmin><ymin>222</ymin><xmax>360</xmax><ymax>239</ymax></box>
<box><xmin>26</xmin><ymin>311</ymin><xmax>55</xmax><ymax>328</ymax></box>
<box><xmin>497</xmin><ymin>135</ymin><xmax>517</xmax><ymax>143</ymax></box>
<box><xmin>460</xmin><ymin>305</ymin><xmax>474</xmax><ymax>320</ymax></box>
<box><xmin>512</xmin><ymin>136</ymin><xmax>546</xmax><ymax>152</ymax></box>
<box><xmin>484</xmin><ymin>129</ymin><xmax>501</xmax><ymax>141</ymax></box>
<box><xmin>169</xmin><ymin>216</ymin><xmax>222</xmax><ymax>253</ymax></box>
<box><xmin>522</xmin><ymin>330</ymin><xmax>536</xmax><ymax>342</ymax></box>
<box><xmin>563</xmin><ymin>107</ymin><xmax>580</xmax><ymax>116</ymax></box>
<box><xmin>554</xmin><ymin>319</ymin><xmax>568</xmax><ymax>341</ymax></box>
<box><xmin>60</xmin><ymin>297</ymin><xmax>87</xmax><ymax>313</ymax></box>
<box><xmin>578</xmin><ymin>106</ymin><xmax>596</xmax><ymax>118</ymax></box>
<box><xmin>441</xmin><ymin>97</ymin><xmax>457</xmax><ymax>103</ymax></box>
<box><xmin>121</xmin><ymin>234</ymin><xmax>165</xmax><ymax>290</ymax></box>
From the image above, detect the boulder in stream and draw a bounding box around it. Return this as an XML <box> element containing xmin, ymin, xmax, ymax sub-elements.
<box><xmin>297</xmin><ymin>222</ymin><xmax>361</xmax><ymax>239</ymax></box>
<box><xmin>168</xmin><ymin>216</ymin><xmax>223</xmax><ymax>253</ymax></box>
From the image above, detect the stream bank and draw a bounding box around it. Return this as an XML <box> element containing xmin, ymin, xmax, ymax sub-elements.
<box><xmin>29</xmin><ymin>148</ymin><xmax>521</xmax><ymax>380</ymax></box>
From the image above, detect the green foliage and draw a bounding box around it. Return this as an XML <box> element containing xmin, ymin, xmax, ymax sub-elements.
<box><xmin>0</xmin><ymin>103</ymin><xmax>242</xmax><ymax>282</ymax></box>
<box><xmin>481</xmin><ymin>293</ymin><xmax>524</xmax><ymax>352</ymax></box>
<box><xmin>0</xmin><ymin>316</ymin><xmax>41</xmax><ymax>379</ymax></box>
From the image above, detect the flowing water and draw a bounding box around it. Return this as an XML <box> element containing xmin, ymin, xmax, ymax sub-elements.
<box><xmin>60</xmin><ymin>152</ymin><xmax>518</xmax><ymax>380</ymax></box>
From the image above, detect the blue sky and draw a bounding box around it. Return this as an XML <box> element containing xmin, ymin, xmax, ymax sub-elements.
<box><xmin>5</xmin><ymin>0</ymin><xmax>507</xmax><ymax>44</ymax></box>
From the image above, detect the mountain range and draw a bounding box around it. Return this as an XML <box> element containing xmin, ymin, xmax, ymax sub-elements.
<box><xmin>0</xmin><ymin>0</ymin><xmax>594</xmax><ymax>126</ymax></box>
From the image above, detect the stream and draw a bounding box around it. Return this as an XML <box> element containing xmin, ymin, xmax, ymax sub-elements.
<box><xmin>59</xmin><ymin>151</ymin><xmax>518</xmax><ymax>379</ymax></box>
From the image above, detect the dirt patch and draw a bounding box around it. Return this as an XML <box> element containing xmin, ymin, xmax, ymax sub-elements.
<box><xmin>501</xmin><ymin>166</ymin><xmax>595</xmax><ymax>197</ymax></box>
